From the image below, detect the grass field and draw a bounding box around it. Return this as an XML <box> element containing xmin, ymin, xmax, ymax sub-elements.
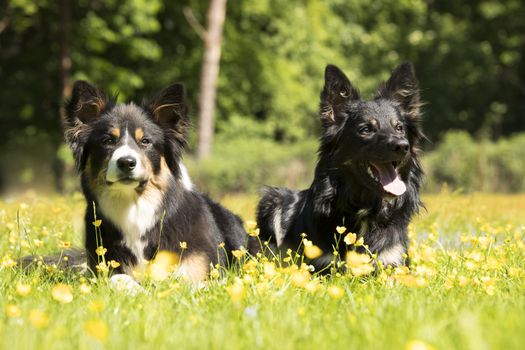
<box><xmin>1</xmin><ymin>192</ymin><xmax>524</xmax><ymax>350</ymax></box>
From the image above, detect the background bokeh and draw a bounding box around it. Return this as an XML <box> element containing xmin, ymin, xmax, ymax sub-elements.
<box><xmin>1</xmin><ymin>0</ymin><xmax>524</xmax><ymax>195</ymax></box>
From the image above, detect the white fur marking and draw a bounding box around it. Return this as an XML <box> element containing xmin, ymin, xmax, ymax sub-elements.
<box><xmin>377</xmin><ymin>243</ymin><xmax>405</xmax><ymax>267</ymax></box>
<box><xmin>358</xmin><ymin>220</ymin><xmax>369</xmax><ymax>237</ymax></box>
<box><xmin>106</xmin><ymin>131</ymin><xmax>146</xmax><ymax>183</ymax></box>
<box><xmin>110</xmin><ymin>274</ymin><xmax>145</xmax><ymax>295</ymax></box>
<box><xmin>273</xmin><ymin>207</ymin><xmax>284</xmax><ymax>247</ymax></box>
<box><xmin>97</xmin><ymin>185</ymin><xmax>163</xmax><ymax>268</ymax></box>
<box><xmin>179</xmin><ymin>163</ymin><xmax>193</xmax><ymax>190</ymax></box>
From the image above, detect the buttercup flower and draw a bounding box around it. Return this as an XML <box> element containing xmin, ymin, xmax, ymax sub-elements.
<box><xmin>52</xmin><ymin>284</ymin><xmax>73</xmax><ymax>304</ymax></box>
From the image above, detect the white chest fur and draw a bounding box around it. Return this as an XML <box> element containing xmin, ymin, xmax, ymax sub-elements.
<box><xmin>98</xmin><ymin>188</ymin><xmax>162</xmax><ymax>267</ymax></box>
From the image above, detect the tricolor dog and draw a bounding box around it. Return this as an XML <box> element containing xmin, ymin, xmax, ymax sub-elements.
<box><xmin>62</xmin><ymin>80</ymin><xmax>247</xmax><ymax>284</ymax></box>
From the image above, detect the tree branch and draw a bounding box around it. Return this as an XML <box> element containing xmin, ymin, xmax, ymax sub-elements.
<box><xmin>183</xmin><ymin>7</ymin><xmax>207</xmax><ymax>41</ymax></box>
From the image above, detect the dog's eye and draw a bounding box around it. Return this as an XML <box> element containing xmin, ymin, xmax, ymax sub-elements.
<box><xmin>359</xmin><ymin>126</ymin><xmax>372</xmax><ymax>134</ymax></box>
<box><xmin>102</xmin><ymin>137</ymin><xmax>116</xmax><ymax>146</ymax></box>
<box><xmin>396</xmin><ymin>124</ymin><xmax>404</xmax><ymax>132</ymax></box>
<box><xmin>141</xmin><ymin>138</ymin><xmax>151</xmax><ymax>146</ymax></box>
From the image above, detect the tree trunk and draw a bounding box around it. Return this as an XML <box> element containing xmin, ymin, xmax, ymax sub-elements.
<box><xmin>54</xmin><ymin>0</ymin><xmax>72</xmax><ymax>193</ymax></box>
<box><xmin>196</xmin><ymin>0</ymin><xmax>227</xmax><ymax>159</ymax></box>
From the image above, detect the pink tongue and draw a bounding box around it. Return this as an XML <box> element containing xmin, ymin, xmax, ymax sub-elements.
<box><xmin>370</xmin><ymin>162</ymin><xmax>407</xmax><ymax>196</ymax></box>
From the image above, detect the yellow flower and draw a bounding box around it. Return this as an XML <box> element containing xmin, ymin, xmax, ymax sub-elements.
<box><xmin>16</xmin><ymin>283</ymin><xmax>32</xmax><ymax>297</ymax></box>
<box><xmin>304</xmin><ymin>244</ymin><xmax>323</xmax><ymax>259</ymax></box>
<box><xmin>52</xmin><ymin>284</ymin><xmax>74</xmax><ymax>304</ymax></box>
<box><xmin>218</xmin><ymin>242</ymin><xmax>226</xmax><ymax>248</ymax></box>
<box><xmin>336</xmin><ymin>226</ymin><xmax>346</xmax><ymax>234</ymax></box>
<box><xmin>248</xmin><ymin>228</ymin><xmax>260</xmax><ymax>237</ymax></box>
<box><xmin>304</xmin><ymin>281</ymin><xmax>320</xmax><ymax>293</ymax></box>
<box><xmin>231</xmin><ymin>249</ymin><xmax>246</xmax><ymax>259</ymax></box>
<box><xmin>210</xmin><ymin>267</ymin><xmax>220</xmax><ymax>279</ymax></box>
<box><xmin>327</xmin><ymin>285</ymin><xmax>345</xmax><ymax>299</ymax></box>
<box><xmin>29</xmin><ymin>309</ymin><xmax>49</xmax><ymax>329</ymax></box>
<box><xmin>179</xmin><ymin>241</ymin><xmax>187</xmax><ymax>249</ymax></box>
<box><xmin>354</xmin><ymin>237</ymin><xmax>365</xmax><ymax>246</ymax></box>
<box><xmin>148</xmin><ymin>251</ymin><xmax>180</xmax><ymax>281</ymax></box>
<box><xmin>79</xmin><ymin>284</ymin><xmax>92</xmax><ymax>294</ymax></box>
<box><xmin>92</xmin><ymin>220</ymin><xmax>102</xmax><ymax>227</ymax></box>
<box><xmin>245</xmin><ymin>221</ymin><xmax>257</xmax><ymax>230</ymax></box>
<box><xmin>458</xmin><ymin>275</ymin><xmax>469</xmax><ymax>287</ymax></box>
<box><xmin>405</xmin><ymin>340</ymin><xmax>436</xmax><ymax>350</ymax></box>
<box><xmin>346</xmin><ymin>251</ymin><xmax>374</xmax><ymax>277</ymax></box>
<box><xmin>58</xmin><ymin>240</ymin><xmax>71</xmax><ymax>249</ymax></box>
<box><xmin>243</xmin><ymin>259</ymin><xmax>258</xmax><ymax>274</ymax></box>
<box><xmin>508</xmin><ymin>267</ymin><xmax>521</xmax><ymax>277</ymax></box>
<box><xmin>95</xmin><ymin>262</ymin><xmax>109</xmax><ymax>273</ymax></box>
<box><xmin>346</xmin><ymin>251</ymin><xmax>372</xmax><ymax>267</ymax></box>
<box><xmin>6</xmin><ymin>304</ymin><xmax>21</xmax><ymax>318</ymax></box>
<box><xmin>291</xmin><ymin>271</ymin><xmax>309</xmax><ymax>288</ymax></box>
<box><xmin>109</xmin><ymin>260</ymin><xmax>120</xmax><ymax>268</ymax></box>
<box><xmin>302</xmin><ymin>238</ymin><xmax>312</xmax><ymax>247</ymax></box>
<box><xmin>263</xmin><ymin>263</ymin><xmax>277</xmax><ymax>278</ymax></box>
<box><xmin>396</xmin><ymin>275</ymin><xmax>427</xmax><ymax>288</ymax></box>
<box><xmin>227</xmin><ymin>282</ymin><xmax>245</xmax><ymax>303</ymax></box>
<box><xmin>1</xmin><ymin>255</ymin><xmax>17</xmax><ymax>268</ymax></box>
<box><xmin>95</xmin><ymin>246</ymin><xmax>107</xmax><ymax>256</ymax></box>
<box><xmin>344</xmin><ymin>233</ymin><xmax>357</xmax><ymax>245</ymax></box>
<box><xmin>350</xmin><ymin>264</ymin><xmax>375</xmax><ymax>277</ymax></box>
<box><xmin>84</xmin><ymin>319</ymin><xmax>108</xmax><ymax>343</ymax></box>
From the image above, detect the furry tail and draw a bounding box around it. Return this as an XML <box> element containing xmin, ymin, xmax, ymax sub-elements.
<box><xmin>18</xmin><ymin>248</ymin><xmax>88</xmax><ymax>274</ymax></box>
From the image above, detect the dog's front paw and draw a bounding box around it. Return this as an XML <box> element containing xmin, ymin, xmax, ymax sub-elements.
<box><xmin>109</xmin><ymin>274</ymin><xmax>145</xmax><ymax>295</ymax></box>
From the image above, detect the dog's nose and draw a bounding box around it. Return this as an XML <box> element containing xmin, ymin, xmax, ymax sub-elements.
<box><xmin>390</xmin><ymin>139</ymin><xmax>410</xmax><ymax>155</ymax></box>
<box><xmin>117</xmin><ymin>157</ymin><xmax>137</xmax><ymax>172</ymax></box>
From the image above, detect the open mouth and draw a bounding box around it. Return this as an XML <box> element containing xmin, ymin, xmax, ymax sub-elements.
<box><xmin>364</xmin><ymin>161</ymin><xmax>406</xmax><ymax>197</ymax></box>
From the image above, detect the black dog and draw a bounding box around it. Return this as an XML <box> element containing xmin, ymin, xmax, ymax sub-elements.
<box><xmin>59</xmin><ymin>81</ymin><xmax>247</xmax><ymax>282</ymax></box>
<box><xmin>256</xmin><ymin>63</ymin><xmax>424</xmax><ymax>272</ymax></box>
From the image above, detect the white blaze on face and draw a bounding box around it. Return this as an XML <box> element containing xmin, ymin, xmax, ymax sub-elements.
<box><xmin>105</xmin><ymin>131</ymin><xmax>147</xmax><ymax>184</ymax></box>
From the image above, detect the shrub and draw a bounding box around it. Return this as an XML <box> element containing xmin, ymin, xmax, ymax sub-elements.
<box><xmin>423</xmin><ymin>131</ymin><xmax>525</xmax><ymax>192</ymax></box>
<box><xmin>186</xmin><ymin>137</ymin><xmax>318</xmax><ymax>196</ymax></box>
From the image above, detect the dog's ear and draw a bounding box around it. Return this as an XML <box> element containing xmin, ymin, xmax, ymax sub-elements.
<box><xmin>376</xmin><ymin>62</ymin><xmax>420</xmax><ymax>119</ymax></box>
<box><xmin>63</xmin><ymin>81</ymin><xmax>108</xmax><ymax>170</ymax></box>
<box><xmin>320</xmin><ymin>65</ymin><xmax>360</xmax><ymax>125</ymax></box>
<box><xmin>148</xmin><ymin>83</ymin><xmax>189</xmax><ymax>139</ymax></box>
<box><xmin>66</xmin><ymin>80</ymin><xmax>107</xmax><ymax>125</ymax></box>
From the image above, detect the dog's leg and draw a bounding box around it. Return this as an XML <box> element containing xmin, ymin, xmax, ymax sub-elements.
<box><xmin>376</xmin><ymin>243</ymin><xmax>406</xmax><ymax>268</ymax></box>
<box><xmin>176</xmin><ymin>252</ymin><xmax>210</xmax><ymax>286</ymax></box>
<box><xmin>109</xmin><ymin>274</ymin><xmax>145</xmax><ymax>295</ymax></box>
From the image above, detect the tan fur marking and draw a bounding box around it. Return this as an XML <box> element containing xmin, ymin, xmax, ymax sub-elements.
<box><xmin>148</xmin><ymin>156</ymin><xmax>170</xmax><ymax>192</ymax></box>
<box><xmin>152</xmin><ymin>103</ymin><xmax>183</xmax><ymax>119</ymax></box>
<box><xmin>370</xmin><ymin>119</ymin><xmax>378</xmax><ymax>127</ymax></box>
<box><xmin>110</xmin><ymin>128</ymin><xmax>120</xmax><ymax>138</ymax></box>
<box><xmin>135</xmin><ymin>128</ymin><xmax>144</xmax><ymax>142</ymax></box>
<box><xmin>178</xmin><ymin>252</ymin><xmax>210</xmax><ymax>282</ymax></box>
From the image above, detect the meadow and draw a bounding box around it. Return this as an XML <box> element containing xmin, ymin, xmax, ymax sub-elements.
<box><xmin>0</xmin><ymin>192</ymin><xmax>524</xmax><ymax>350</ymax></box>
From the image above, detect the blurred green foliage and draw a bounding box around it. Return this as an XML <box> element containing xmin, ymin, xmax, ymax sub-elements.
<box><xmin>424</xmin><ymin>131</ymin><xmax>525</xmax><ymax>193</ymax></box>
<box><xmin>186</xmin><ymin>137</ymin><xmax>318</xmax><ymax>196</ymax></box>
<box><xmin>0</xmin><ymin>0</ymin><xmax>524</xmax><ymax>192</ymax></box>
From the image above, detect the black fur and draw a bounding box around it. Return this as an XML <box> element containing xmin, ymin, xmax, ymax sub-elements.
<box><xmin>255</xmin><ymin>63</ymin><xmax>424</xmax><ymax>272</ymax></box>
<box><xmin>61</xmin><ymin>80</ymin><xmax>247</xmax><ymax>280</ymax></box>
